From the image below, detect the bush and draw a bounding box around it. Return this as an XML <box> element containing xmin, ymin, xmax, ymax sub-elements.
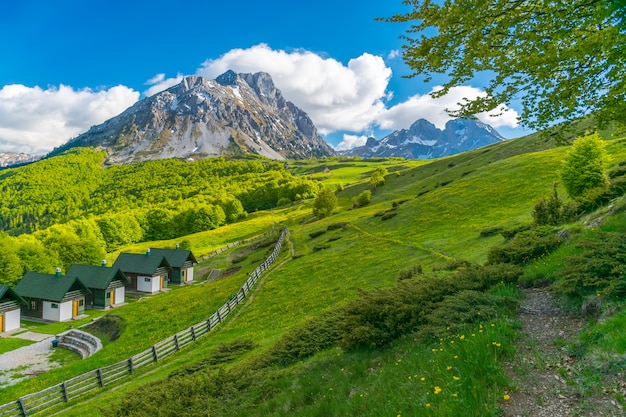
<box><xmin>356</xmin><ymin>189</ymin><xmax>372</xmax><ymax>206</ymax></box>
<box><xmin>487</xmin><ymin>226</ymin><xmax>564</xmax><ymax>265</ymax></box>
<box><xmin>480</xmin><ymin>226</ymin><xmax>504</xmax><ymax>237</ymax></box>
<box><xmin>338</xmin><ymin>264</ymin><xmax>522</xmax><ymax>349</ymax></box>
<box><xmin>309</xmin><ymin>230</ymin><xmax>326</xmax><ymax>239</ymax></box>
<box><xmin>381</xmin><ymin>212</ymin><xmax>398</xmax><ymax>220</ymax></box>
<box><xmin>500</xmin><ymin>224</ymin><xmax>532</xmax><ymax>240</ymax></box>
<box><xmin>398</xmin><ymin>264</ymin><xmax>423</xmax><ymax>281</ymax></box>
<box><xmin>552</xmin><ymin>232</ymin><xmax>626</xmax><ymax>301</ymax></box>
<box><xmin>560</xmin><ymin>133</ymin><xmax>609</xmax><ymax>198</ymax></box>
<box><xmin>532</xmin><ymin>185</ymin><xmax>579</xmax><ymax>226</ymax></box>
<box><xmin>327</xmin><ymin>222</ymin><xmax>348</xmax><ymax>230</ymax></box>
<box><xmin>257</xmin><ymin>313</ymin><xmax>341</xmax><ymax>367</ymax></box>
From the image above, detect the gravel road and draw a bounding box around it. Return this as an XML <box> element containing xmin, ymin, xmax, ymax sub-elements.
<box><xmin>0</xmin><ymin>333</ymin><xmax>58</xmax><ymax>388</ymax></box>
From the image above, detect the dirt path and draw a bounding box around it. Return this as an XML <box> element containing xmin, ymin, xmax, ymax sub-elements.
<box><xmin>0</xmin><ymin>334</ymin><xmax>57</xmax><ymax>388</ymax></box>
<box><xmin>502</xmin><ymin>288</ymin><xmax>623</xmax><ymax>417</ymax></box>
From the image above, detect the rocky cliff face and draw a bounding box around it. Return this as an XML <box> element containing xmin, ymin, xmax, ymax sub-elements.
<box><xmin>54</xmin><ymin>71</ymin><xmax>335</xmax><ymax>164</ymax></box>
<box><xmin>341</xmin><ymin>118</ymin><xmax>506</xmax><ymax>159</ymax></box>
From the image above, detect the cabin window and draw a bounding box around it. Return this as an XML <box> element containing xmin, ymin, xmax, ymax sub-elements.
<box><xmin>144</xmin><ymin>277</ymin><xmax>151</xmax><ymax>283</ymax></box>
<box><xmin>79</xmin><ymin>299</ymin><xmax>84</xmax><ymax>307</ymax></box>
<box><xmin>30</xmin><ymin>300</ymin><xmax>37</xmax><ymax>310</ymax></box>
<box><xmin>106</xmin><ymin>292</ymin><xmax>111</xmax><ymax>299</ymax></box>
<box><xmin>51</xmin><ymin>303</ymin><xmax>58</xmax><ymax>309</ymax></box>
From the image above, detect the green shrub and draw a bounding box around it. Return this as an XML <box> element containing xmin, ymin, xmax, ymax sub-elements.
<box><xmin>309</xmin><ymin>230</ymin><xmax>326</xmax><ymax>239</ymax></box>
<box><xmin>500</xmin><ymin>224</ymin><xmax>532</xmax><ymax>240</ymax></box>
<box><xmin>170</xmin><ymin>339</ymin><xmax>258</xmax><ymax>377</ymax></box>
<box><xmin>417</xmin><ymin>290</ymin><xmax>505</xmax><ymax>339</ymax></box>
<box><xmin>398</xmin><ymin>264</ymin><xmax>423</xmax><ymax>281</ymax></box>
<box><xmin>532</xmin><ymin>185</ymin><xmax>579</xmax><ymax>226</ymax></box>
<box><xmin>327</xmin><ymin>222</ymin><xmax>348</xmax><ymax>230</ymax></box>
<box><xmin>479</xmin><ymin>226</ymin><xmax>503</xmax><ymax>237</ymax></box>
<box><xmin>380</xmin><ymin>212</ymin><xmax>398</xmax><ymax>220</ymax></box>
<box><xmin>487</xmin><ymin>226</ymin><xmax>564</xmax><ymax>265</ymax></box>
<box><xmin>338</xmin><ymin>265</ymin><xmax>522</xmax><ymax>350</ymax></box>
<box><xmin>257</xmin><ymin>313</ymin><xmax>341</xmax><ymax>367</ymax></box>
<box><xmin>552</xmin><ymin>232</ymin><xmax>626</xmax><ymax>301</ymax></box>
<box><xmin>356</xmin><ymin>189</ymin><xmax>372</xmax><ymax>206</ymax></box>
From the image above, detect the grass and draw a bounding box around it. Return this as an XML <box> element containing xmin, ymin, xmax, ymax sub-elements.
<box><xmin>0</xmin><ymin>338</ymin><xmax>33</xmax><ymax>354</ymax></box>
<box><xmin>2</xmin><ymin>132</ymin><xmax>626</xmax><ymax>416</ymax></box>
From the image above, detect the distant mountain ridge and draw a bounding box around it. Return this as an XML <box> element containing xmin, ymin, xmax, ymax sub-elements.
<box><xmin>340</xmin><ymin>118</ymin><xmax>506</xmax><ymax>159</ymax></box>
<box><xmin>51</xmin><ymin>71</ymin><xmax>335</xmax><ymax>164</ymax></box>
<box><xmin>0</xmin><ymin>152</ymin><xmax>41</xmax><ymax>168</ymax></box>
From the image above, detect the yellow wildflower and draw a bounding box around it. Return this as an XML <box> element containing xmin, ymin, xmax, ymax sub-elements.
<box><xmin>434</xmin><ymin>386</ymin><xmax>442</xmax><ymax>395</ymax></box>
<box><xmin>503</xmin><ymin>394</ymin><xmax>511</xmax><ymax>401</ymax></box>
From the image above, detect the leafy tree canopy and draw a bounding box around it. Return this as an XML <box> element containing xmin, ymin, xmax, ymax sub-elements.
<box><xmin>386</xmin><ymin>0</ymin><xmax>625</xmax><ymax>132</ymax></box>
<box><xmin>312</xmin><ymin>187</ymin><xmax>338</xmax><ymax>219</ymax></box>
<box><xmin>560</xmin><ymin>133</ymin><xmax>609</xmax><ymax>198</ymax></box>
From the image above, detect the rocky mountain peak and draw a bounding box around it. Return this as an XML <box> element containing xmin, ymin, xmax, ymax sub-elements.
<box><xmin>340</xmin><ymin>118</ymin><xmax>505</xmax><ymax>160</ymax></box>
<box><xmin>50</xmin><ymin>71</ymin><xmax>335</xmax><ymax>164</ymax></box>
<box><xmin>215</xmin><ymin>70</ymin><xmax>238</xmax><ymax>86</ymax></box>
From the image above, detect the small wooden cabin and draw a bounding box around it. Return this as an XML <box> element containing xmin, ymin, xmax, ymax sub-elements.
<box><xmin>148</xmin><ymin>247</ymin><xmax>197</xmax><ymax>285</ymax></box>
<box><xmin>66</xmin><ymin>263</ymin><xmax>127</xmax><ymax>309</ymax></box>
<box><xmin>0</xmin><ymin>285</ymin><xmax>26</xmax><ymax>333</ymax></box>
<box><xmin>113</xmin><ymin>250</ymin><xmax>170</xmax><ymax>294</ymax></box>
<box><xmin>14</xmin><ymin>270</ymin><xmax>90</xmax><ymax>322</ymax></box>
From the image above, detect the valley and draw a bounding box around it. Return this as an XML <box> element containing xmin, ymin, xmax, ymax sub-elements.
<box><xmin>0</xmin><ymin>127</ymin><xmax>625</xmax><ymax>416</ymax></box>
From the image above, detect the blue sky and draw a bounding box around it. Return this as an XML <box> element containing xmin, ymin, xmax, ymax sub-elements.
<box><xmin>0</xmin><ymin>0</ymin><xmax>529</xmax><ymax>155</ymax></box>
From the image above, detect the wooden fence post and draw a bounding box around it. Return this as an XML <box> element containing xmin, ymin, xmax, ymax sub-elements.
<box><xmin>174</xmin><ymin>335</ymin><xmax>180</xmax><ymax>351</ymax></box>
<box><xmin>17</xmin><ymin>399</ymin><xmax>27</xmax><ymax>417</ymax></box>
<box><xmin>216</xmin><ymin>310</ymin><xmax>222</xmax><ymax>323</ymax></box>
<box><xmin>190</xmin><ymin>326</ymin><xmax>196</xmax><ymax>341</ymax></box>
<box><xmin>62</xmin><ymin>381</ymin><xmax>69</xmax><ymax>402</ymax></box>
<box><xmin>128</xmin><ymin>357</ymin><xmax>134</xmax><ymax>374</ymax></box>
<box><xmin>152</xmin><ymin>346</ymin><xmax>158</xmax><ymax>362</ymax></box>
<box><xmin>97</xmin><ymin>369</ymin><xmax>105</xmax><ymax>388</ymax></box>
<box><xmin>207</xmin><ymin>317</ymin><xmax>212</xmax><ymax>331</ymax></box>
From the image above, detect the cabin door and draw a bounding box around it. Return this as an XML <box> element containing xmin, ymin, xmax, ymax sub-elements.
<box><xmin>72</xmin><ymin>300</ymin><xmax>79</xmax><ymax>316</ymax></box>
<box><xmin>110</xmin><ymin>290</ymin><xmax>116</xmax><ymax>305</ymax></box>
<box><xmin>0</xmin><ymin>314</ymin><xmax>4</xmax><ymax>332</ymax></box>
<box><xmin>160</xmin><ymin>276</ymin><xmax>164</xmax><ymax>289</ymax></box>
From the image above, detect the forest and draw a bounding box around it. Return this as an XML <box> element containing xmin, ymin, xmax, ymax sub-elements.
<box><xmin>0</xmin><ymin>148</ymin><xmax>323</xmax><ymax>285</ymax></box>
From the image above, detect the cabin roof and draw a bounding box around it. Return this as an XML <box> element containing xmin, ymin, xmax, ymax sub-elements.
<box><xmin>14</xmin><ymin>272</ymin><xmax>90</xmax><ymax>302</ymax></box>
<box><xmin>0</xmin><ymin>284</ymin><xmax>27</xmax><ymax>305</ymax></box>
<box><xmin>113</xmin><ymin>253</ymin><xmax>170</xmax><ymax>275</ymax></box>
<box><xmin>66</xmin><ymin>264</ymin><xmax>127</xmax><ymax>290</ymax></box>
<box><xmin>148</xmin><ymin>248</ymin><xmax>197</xmax><ymax>267</ymax></box>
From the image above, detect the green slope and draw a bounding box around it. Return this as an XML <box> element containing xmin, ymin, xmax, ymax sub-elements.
<box><xmin>1</xmin><ymin>128</ymin><xmax>625</xmax><ymax>416</ymax></box>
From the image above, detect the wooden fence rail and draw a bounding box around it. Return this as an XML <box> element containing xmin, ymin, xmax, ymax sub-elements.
<box><xmin>0</xmin><ymin>228</ymin><xmax>287</xmax><ymax>417</ymax></box>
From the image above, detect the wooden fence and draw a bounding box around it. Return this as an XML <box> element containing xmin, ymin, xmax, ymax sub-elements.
<box><xmin>0</xmin><ymin>228</ymin><xmax>287</xmax><ymax>417</ymax></box>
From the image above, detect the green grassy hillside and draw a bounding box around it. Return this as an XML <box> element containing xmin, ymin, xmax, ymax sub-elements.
<box><xmin>1</xmin><ymin>128</ymin><xmax>625</xmax><ymax>416</ymax></box>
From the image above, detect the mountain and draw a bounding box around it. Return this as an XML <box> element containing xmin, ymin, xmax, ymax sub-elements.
<box><xmin>0</xmin><ymin>152</ymin><xmax>41</xmax><ymax>167</ymax></box>
<box><xmin>52</xmin><ymin>71</ymin><xmax>335</xmax><ymax>163</ymax></box>
<box><xmin>341</xmin><ymin>118</ymin><xmax>506</xmax><ymax>159</ymax></box>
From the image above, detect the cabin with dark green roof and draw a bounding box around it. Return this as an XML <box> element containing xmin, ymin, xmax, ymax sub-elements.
<box><xmin>67</xmin><ymin>263</ymin><xmax>127</xmax><ymax>309</ymax></box>
<box><xmin>148</xmin><ymin>247</ymin><xmax>197</xmax><ymax>285</ymax></box>
<box><xmin>113</xmin><ymin>250</ymin><xmax>170</xmax><ymax>294</ymax></box>
<box><xmin>14</xmin><ymin>270</ymin><xmax>90</xmax><ymax>322</ymax></box>
<box><xmin>0</xmin><ymin>285</ymin><xmax>26</xmax><ymax>333</ymax></box>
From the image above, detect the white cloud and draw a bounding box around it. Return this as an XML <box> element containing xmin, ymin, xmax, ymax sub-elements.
<box><xmin>334</xmin><ymin>134</ymin><xmax>369</xmax><ymax>151</ymax></box>
<box><xmin>197</xmin><ymin>44</ymin><xmax>392</xmax><ymax>134</ymax></box>
<box><xmin>144</xmin><ymin>73</ymin><xmax>184</xmax><ymax>97</ymax></box>
<box><xmin>0</xmin><ymin>84</ymin><xmax>139</xmax><ymax>154</ymax></box>
<box><xmin>0</xmin><ymin>45</ymin><xmax>521</xmax><ymax>155</ymax></box>
<box><xmin>387</xmin><ymin>49</ymin><xmax>401</xmax><ymax>60</ymax></box>
<box><xmin>378</xmin><ymin>85</ymin><xmax>519</xmax><ymax>131</ymax></box>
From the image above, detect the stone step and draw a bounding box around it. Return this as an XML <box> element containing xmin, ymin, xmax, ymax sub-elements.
<box><xmin>56</xmin><ymin>329</ymin><xmax>102</xmax><ymax>359</ymax></box>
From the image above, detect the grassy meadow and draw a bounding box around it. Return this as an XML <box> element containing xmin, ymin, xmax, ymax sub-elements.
<box><xmin>1</xmin><ymin>130</ymin><xmax>626</xmax><ymax>415</ymax></box>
